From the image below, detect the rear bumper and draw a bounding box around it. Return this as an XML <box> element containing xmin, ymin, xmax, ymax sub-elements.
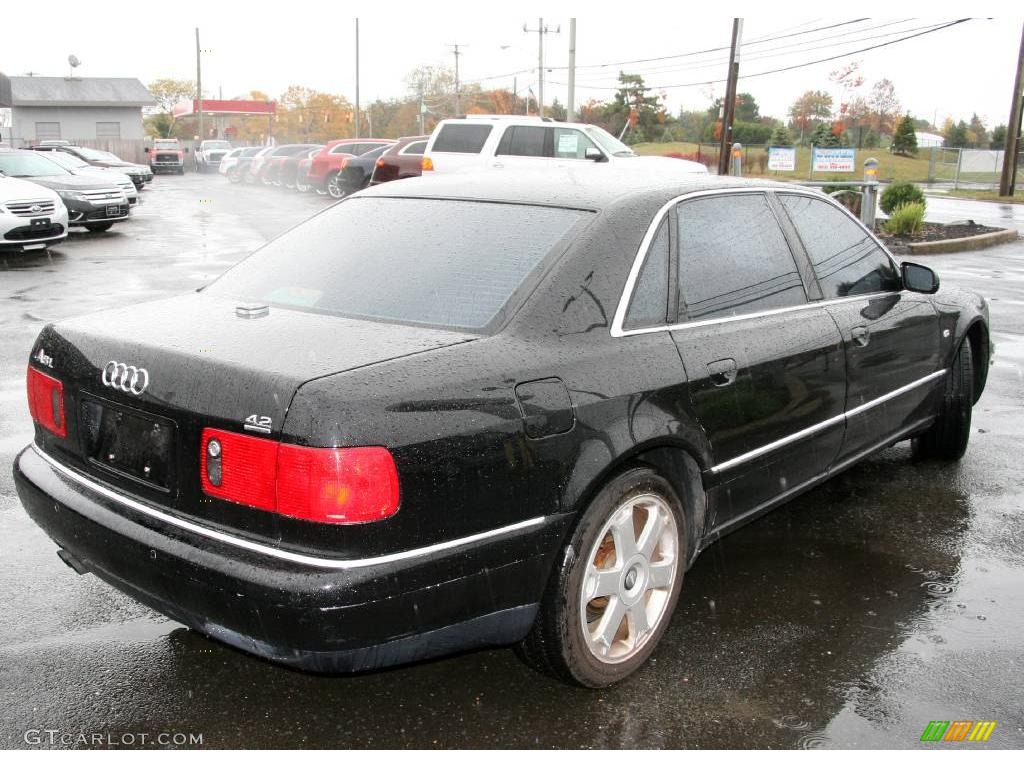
<box><xmin>14</xmin><ymin>444</ymin><xmax>566</xmax><ymax>672</ymax></box>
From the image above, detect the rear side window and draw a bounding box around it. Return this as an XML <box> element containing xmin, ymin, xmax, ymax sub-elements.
<box><xmin>624</xmin><ymin>221</ymin><xmax>669</xmax><ymax>330</ymax></box>
<box><xmin>402</xmin><ymin>141</ymin><xmax>427</xmax><ymax>154</ymax></box>
<box><xmin>676</xmin><ymin>194</ymin><xmax>806</xmax><ymax>321</ymax></box>
<box><xmin>497</xmin><ymin>126</ymin><xmax>549</xmax><ymax>157</ymax></box>
<box><xmin>207</xmin><ymin>198</ymin><xmax>590</xmax><ymax>331</ymax></box>
<box><xmin>778</xmin><ymin>194</ymin><xmax>900</xmax><ymax>298</ymax></box>
<box><xmin>432</xmin><ymin>124</ymin><xmax>492</xmax><ymax>153</ymax></box>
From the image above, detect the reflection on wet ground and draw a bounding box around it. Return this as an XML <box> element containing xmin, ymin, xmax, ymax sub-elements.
<box><xmin>1</xmin><ymin>176</ymin><xmax>1021</xmax><ymax>748</ymax></box>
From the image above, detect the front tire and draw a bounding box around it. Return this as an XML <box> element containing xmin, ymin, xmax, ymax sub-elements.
<box><xmin>914</xmin><ymin>342</ymin><xmax>974</xmax><ymax>460</ymax></box>
<box><xmin>517</xmin><ymin>467</ymin><xmax>687</xmax><ymax>687</ymax></box>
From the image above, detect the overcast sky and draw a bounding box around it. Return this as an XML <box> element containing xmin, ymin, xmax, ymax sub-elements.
<box><xmin>3</xmin><ymin>3</ymin><xmax>1022</xmax><ymax>131</ymax></box>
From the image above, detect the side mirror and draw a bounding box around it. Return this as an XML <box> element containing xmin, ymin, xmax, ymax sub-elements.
<box><xmin>585</xmin><ymin>147</ymin><xmax>606</xmax><ymax>162</ymax></box>
<box><xmin>901</xmin><ymin>262</ymin><xmax>939</xmax><ymax>294</ymax></box>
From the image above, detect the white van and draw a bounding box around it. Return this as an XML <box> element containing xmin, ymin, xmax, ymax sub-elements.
<box><xmin>422</xmin><ymin>115</ymin><xmax>707</xmax><ymax>176</ymax></box>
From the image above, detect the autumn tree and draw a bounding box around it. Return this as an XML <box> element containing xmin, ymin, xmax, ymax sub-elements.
<box><xmin>967</xmin><ymin>113</ymin><xmax>988</xmax><ymax>148</ymax></box>
<box><xmin>788</xmin><ymin>90</ymin><xmax>833</xmax><ymax>143</ymax></box>
<box><xmin>868</xmin><ymin>79</ymin><xmax>900</xmax><ymax>136</ymax></box>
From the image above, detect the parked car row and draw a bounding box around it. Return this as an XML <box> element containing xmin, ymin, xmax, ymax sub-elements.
<box><xmin>1</xmin><ymin>146</ymin><xmax>143</xmax><ymax>253</ymax></box>
<box><xmin>221</xmin><ymin>137</ymin><xmax>427</xmax><ymax>198</ymax></box>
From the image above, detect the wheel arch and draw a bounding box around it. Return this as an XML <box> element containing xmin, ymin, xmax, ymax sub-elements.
<box><xmin>562</xmin><ymin>438</ymin><xmax>710</xmax><ymax>570</ymax></box>
<box><xmin>963</xmin><ymin>319</ymin><xmax>990</xmax><ymax>404</ymax></box>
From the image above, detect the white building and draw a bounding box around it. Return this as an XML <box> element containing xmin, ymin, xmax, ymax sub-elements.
<box><xmin>915</xmin><ymin>131</ymin><xmax>945</xmax><ymax>148</ymax></box>
<box><xmin>0</xmin><ymin>73</ymin><xmax>154</xmax><ymax>145</ymax></box>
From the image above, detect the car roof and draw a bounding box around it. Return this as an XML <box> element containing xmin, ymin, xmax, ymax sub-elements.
<box><xmin>355</xmin><ymin>167</ymin><xmax>803</xmax><ymax>211</ymax></box>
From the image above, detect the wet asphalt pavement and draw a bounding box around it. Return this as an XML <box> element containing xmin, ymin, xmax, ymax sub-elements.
<box><xmin>1</xmin><ymin>174</ymin><xmax>1022</xmax><ymax>749</ymax></box>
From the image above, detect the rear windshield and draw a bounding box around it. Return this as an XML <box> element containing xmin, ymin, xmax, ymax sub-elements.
<box><xmin>206</xmin><ymin>197</ymin><xmax>589</xmax><ymax>331</ymax></box>
<box><xmin>432</xmin><ymin>124</ymin><xmax>492</xmax><ymax>153</ymax></box>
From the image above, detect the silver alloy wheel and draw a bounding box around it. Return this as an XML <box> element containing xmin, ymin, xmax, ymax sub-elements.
<box><xmin>579</xmin><ymin>493</ymin><xmax>679</xmax><ymax>663</ymax></box>
<box><xmin>326</xmin><ymin>173</ymin><xmax>347</xmax><ymax>199</ymax></box>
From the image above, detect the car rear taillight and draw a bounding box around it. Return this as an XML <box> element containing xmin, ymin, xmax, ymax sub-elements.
<box><xmin>375</xmin><ymin>158</ymin><xmax>385</xmax><ymax>168</ymax></box>
<box><xmin>27</xmin><ymin>366</ymin><xmax>66</xmax><ymax>438</ymax></box>
<box><xmin>200</xmin><ymin>428</ymin><xmax>400</xmax><ymax>524</ymax></box>
<box><xmin>421</xmin><ymin>156</ymin><xmax>434</xmax><ymax>171</ymax></box>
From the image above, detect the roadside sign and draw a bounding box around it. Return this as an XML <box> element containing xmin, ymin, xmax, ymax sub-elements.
<box><xmin>768</xmin><ymin>146</ymin><xmax>796</xmax><ymax>171</ymax></box>
<box><xmin>813</xmin><ymin>147</ymin><xmax>856</xmax><ymax>172</ymax></box>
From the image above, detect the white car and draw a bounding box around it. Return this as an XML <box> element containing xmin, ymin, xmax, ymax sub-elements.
<box><xmin>218</xmin><ymin>146</ymin><xmax>261</xmax><ymax>176</ymax></box>
<box><xmin>0</xmin><ymin>175</ymin><xmax>69</xmax><ymax>253</ymax></box>
<box><xmin>422</xmin><ymin>115</ymin><xmax>708</xmax><ymax>176</ymax></box>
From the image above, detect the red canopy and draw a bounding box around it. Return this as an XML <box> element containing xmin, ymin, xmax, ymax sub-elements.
<box><xmin>171</xmin><ymin>99</ymin><xmax>276</xmax><ymax>118</ymax></box>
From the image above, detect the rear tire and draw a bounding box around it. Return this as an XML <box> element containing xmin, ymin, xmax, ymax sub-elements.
<box><xmin>516</xmin><ymin>467</ymin><xmax>687</xmax><ymax>688</ymax></box>
<box><xmin>913</xmin><ymin>341</ymin><xmax>974</xmax><ymax>460</ymax></box>
<box><xmin>326</xmin><ymin>172</ymin><xmax>348</xmax><ymax>199</ymax></box>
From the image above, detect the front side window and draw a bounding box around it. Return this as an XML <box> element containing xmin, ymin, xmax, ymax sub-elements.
<box><xmin>553</xmin><ymin>128</ymin><xmax>599</xmax><ymax>159</ymax></box>
<box><xmin>778</xmin><ymin>194</ymin><xmax>900</xmax><ymax>298</ymax></box>
<box><xmin>676</xmin><ymin>194</ymin><xmax>806</xmax><ymax>321</ymax></box>
<box><xmin>432</xmin><ymin>124</ymin><xmax>492</xmax><ymax>154</ymax></box>
<box><xmin>624</xmin><ymin>221</ymin><xmax>670</xmax><ymax>330</ymax></box>
<box><xmin>206</xmin><ymin>198</ymin><xmax>590</xmax><ymax>332</ymax></box>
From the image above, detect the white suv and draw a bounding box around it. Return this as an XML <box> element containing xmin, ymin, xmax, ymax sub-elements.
<box><xmin>0</xmin><ymin>176</ymin><xmax>69</xmax><ymax>253</ymax></box>
<box><xmin>422</xmin><ymin>115</ymin><xmax>707</xmax><ymax>176</ymax></box>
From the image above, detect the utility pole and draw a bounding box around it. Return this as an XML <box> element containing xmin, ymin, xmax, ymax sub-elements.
<box><xmin>567</xmin><ymin>18</ymin><xmax>576</xmax><ymax>122</ymax></box>
<box><xmin>717</xmin><ymin>18</ymin><xmax>743</xmax><ymax>176</ymax></box>
<box><xmin>999</xmin><ymin>21</ymin><xmax>1024</xmax><ymax>197</ymax></box>
<box><xmin>418</xmin><ymin>90</ymin><xmax>425</xmax><ymax>135</ymax></box>
<box><xmin>195</xmin><ymin>28</ymin><xmax>203</xmax><ymax>141</ymax></box>
<box><xmin>354</xmin><ymin>18</ymin><xmax>361</xmax><ymax>138</ymax></box>
<box><xmin>524</xmin><ymin>19</ymin><xmax>559</xmax><ymax>118</ymax></box>
<box><xmin>448</xmin><ymin>43</ymin><xmax>465</xmax><ymax>115</ymax></box>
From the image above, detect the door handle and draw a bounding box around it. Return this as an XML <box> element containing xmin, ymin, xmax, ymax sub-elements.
<box><xmin>852</xmin><ymin>326</ymin><xmax>871</xmax><ymax>347</ymax></box>
<box><xmin>492</xmin><ymin>162</ymin><xmax>504</xmax><ymax>169</ymax></box>
<box><xmin>707</xmin><ymin>358</ymin><xmax>738</xmax><ymax>387</ymax></box>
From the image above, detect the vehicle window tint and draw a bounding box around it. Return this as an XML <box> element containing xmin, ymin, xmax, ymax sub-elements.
<box><xmin>624</xmin><ymin>221</ymin><xmax>669</xmax><ymax>330</ymax></box>
<box><xmin>404</xmin><ymin>141</ymin><xmax>427</xmax><ymax>154</ymax></box>
<box><xmin>498</xmin><ymin>126</ymin><xmax>548</xmax><ymax>157</ymax></box>
<box><xmin>432</xmin><ymin>124</ymin><xmax>492</xmax><ymax>153</ymax></box>
<box><xmin>553</xmin><ymin>128</ymin><xmax>598</xmax><ymax>159</ymax></box>
<box><xmin>207</xmin><ymin>198</ymin><xmax>589</xmax><ymax>332</ymax></box>
<box><xmin>676</xmin><ymin>194</ymin><xmax>806</xmax><ymax>321</ymax></box>
<box><xmin>779</xmin><ymin>194</ymin><xmax>900</xmax><ymax>298</ymax></box>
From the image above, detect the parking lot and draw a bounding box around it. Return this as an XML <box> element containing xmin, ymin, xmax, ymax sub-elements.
<box><xmin>1</xmin><ymin>174</ymin><xmax>1022</xmax><ymax>748</ymax></box>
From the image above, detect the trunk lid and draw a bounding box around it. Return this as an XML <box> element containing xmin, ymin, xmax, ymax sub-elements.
<box><xmin>31</xmin><ymin>292</ymin><xmax>475</xmax><ymax>538</ymax></box>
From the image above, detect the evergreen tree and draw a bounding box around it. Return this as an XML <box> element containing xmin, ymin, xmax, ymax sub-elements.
<box><xmin>770</xmin><ymin>125</ymin><xmax>793</xmax><ymax>146</ymax></box>
<box><xmin>944</xmin><ymin>120</ymin><xmax>970</xmax><ymax>148</ymax></box>
<box><xmin>809</xmin><ymin>121</ymin><xmax>840</xmax><ymax>147</ymax></box>
<box><xmin>891</xmin><ymin>114</ymin><xmax>918</xmax><ymax>156</ymax></box>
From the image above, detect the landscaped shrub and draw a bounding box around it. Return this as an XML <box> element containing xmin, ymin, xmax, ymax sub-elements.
<box><xmin>884</xmin><ymin>202</ymin><xmax>926</xmax><ymax>236</ymax></box>
<box><xmin>880</xmin><ymin>182</ymin><xmax>926</xmax><ymax>215</ymax></box>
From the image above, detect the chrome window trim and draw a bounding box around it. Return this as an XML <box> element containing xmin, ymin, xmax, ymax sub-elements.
<box><xmin>610</xmin><ymin>186</ymin><xmax>902</xmax><ymax>338</ymax></box>
<box><xmin>709</xmin><ymin>369</ymin><xmax>947</xmax><ymax>474</ymax></box>
<box><xmin>30</xmin><ymin>444</ymin><xmax>547</xmax><ymax>571</ymax></box>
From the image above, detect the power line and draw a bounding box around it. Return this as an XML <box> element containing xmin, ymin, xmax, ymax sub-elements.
<box><xmin>564</xmin><ymin>18</ymin><xmax>928</xmax><ymax>86</ymax></box>
<box><xmin>547</xmin><ymin>19</ymin><xmax>973</xmax><ymax>91</ymax></box>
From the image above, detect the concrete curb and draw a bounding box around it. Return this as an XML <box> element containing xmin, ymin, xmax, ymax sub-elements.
<box><xmin>906</xmin><ymin>228</ymin><xmax>1019</xmax><ymax>255</ymax></box>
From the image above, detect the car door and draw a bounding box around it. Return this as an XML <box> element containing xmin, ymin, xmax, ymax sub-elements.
<box><xmin>492</xmin><ymin>125</ymin><xmax>552</xmax><ymax>171</ymax></box>
<box><xmin>775</xmin><ymin>192</ymin><xmax>942</xmax><ymax>461</ymax></box>
<box><xmin>667</xmin><ymin>192</ymin><xmax>847</xmax><ymax>529</ymax></box>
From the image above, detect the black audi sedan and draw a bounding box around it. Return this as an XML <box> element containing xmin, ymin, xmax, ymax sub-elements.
<box><xmin>0</xmin><ymin>149</ymin><xmax>131</xmax><ymax>232</ymax></box>
<box><xmin>13</xmin><ymin>170</ymin><xmax>989</xmax><ymax>687</ymax></box>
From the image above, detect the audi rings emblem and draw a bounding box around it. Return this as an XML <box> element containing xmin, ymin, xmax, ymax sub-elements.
<box><xmin>101</xmin><ymin>361</ymin><xmax>149</xmax><ymax>395</ymax></box>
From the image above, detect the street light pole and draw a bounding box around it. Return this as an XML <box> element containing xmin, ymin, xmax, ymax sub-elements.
<box><xmin>999</xmin><ymin>21</ymin><xmax>1024</xmax><ymax>197</ymax></box>
<box><xmin>448</xmin><ymin>43</ymin><xmax>465</xmax><ymax>116</ymax></box>
<box><xmin>354</xmin><ymin>18</ymin><xmax>361</xmax><ymax>138</ymax></box>
<box><xmin>567</xmin><ymin>18</ymin><xmax>576</xmax><ymax>122</ymax></box>
<box><xmin>195</xmin><ymin>28</ymin><xmax>203</xmax><ymax>142</ymax></box>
